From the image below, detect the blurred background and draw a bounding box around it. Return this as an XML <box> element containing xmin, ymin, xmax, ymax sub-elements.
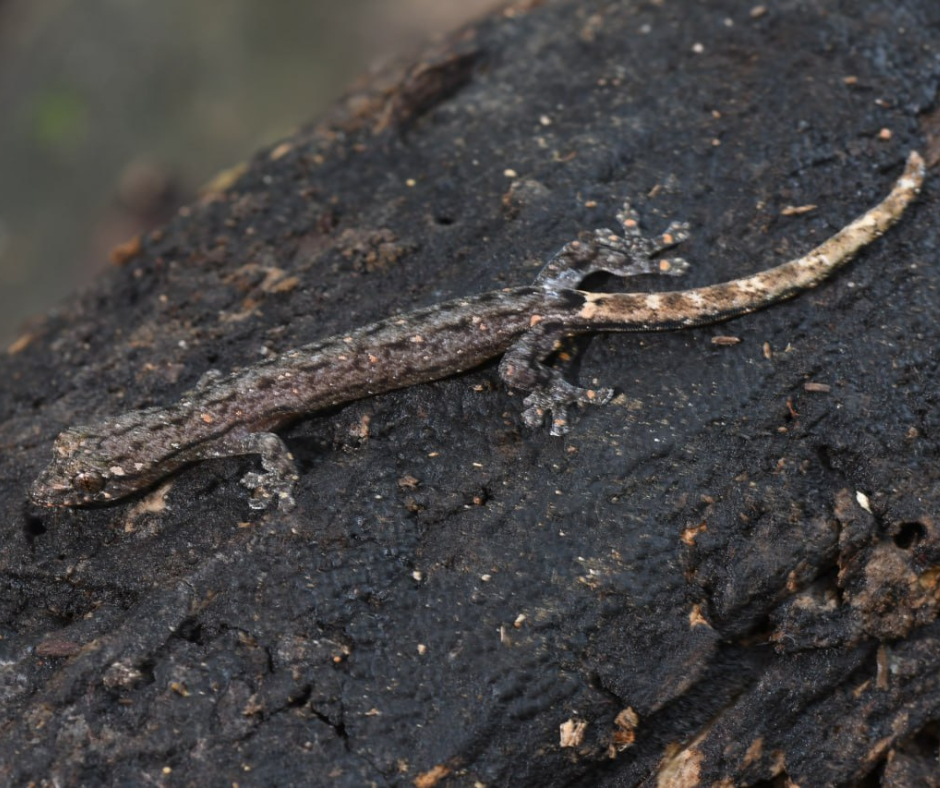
<box><xmin>0</xmin><ymin>0</ymin><xmax>500</xmax><ymax>345</ymax></box>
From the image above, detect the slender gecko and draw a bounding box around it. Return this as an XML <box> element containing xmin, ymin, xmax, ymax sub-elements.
<box><xmin>30</xmin><ymin>152</ymin><xmax>925</xmax><ymax>511</ymax></box>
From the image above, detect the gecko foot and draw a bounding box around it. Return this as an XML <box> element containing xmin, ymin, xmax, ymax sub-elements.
<box><xmin>520</xmin><ymin>380</ymin><xmax>614</xmax><ymax>436</ymax></box>
<box><xmin>230</xmin><ymin>431</ymin><xmax>300</xmax><ymax>511</ymax></box>
<box><xmin>241</xmin><ymin>470</ymin><xmax>298</xmax><ymax>511</ymax></box>
<box><xmin>616</xmin><ymin>203</ymin><xmax>690</xmax><ymax>249</ymax></box>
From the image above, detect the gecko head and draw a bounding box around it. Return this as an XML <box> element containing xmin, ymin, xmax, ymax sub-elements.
<box><xmin>29</xmin><ymin>426</ymin><xmax>140</xmax><ymax>507</ymax></box>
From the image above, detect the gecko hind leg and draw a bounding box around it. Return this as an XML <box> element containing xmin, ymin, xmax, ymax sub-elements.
<box><xmin>499</xmin><ymin>324</ymin><xmax>612</xmax><ymax>436</ymax></box>
<box><xmin>504</xmin><ymin>202</ymin><xmax>692</xmax><ymax>434</ymax></box>
<box><xmin>535</xmin><ymin>201</ymin><xmax>691</xmax><ymax>289</ymax></box>
<box><xmin>507</xmin><ymin>203</ymin><xmax>690</xmax><ymax>433</ymax></box>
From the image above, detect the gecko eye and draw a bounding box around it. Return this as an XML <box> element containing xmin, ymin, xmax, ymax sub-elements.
<box><xmin>72</xmin><ymin>471</ymin><xmax>105</xmax><ymax>495</ymax></box>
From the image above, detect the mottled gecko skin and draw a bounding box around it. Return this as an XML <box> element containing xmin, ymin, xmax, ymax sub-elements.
<box><xmin>30</xmin><ymin>152</ymin><xmax>925</xmax><ymax>510</ymax></box>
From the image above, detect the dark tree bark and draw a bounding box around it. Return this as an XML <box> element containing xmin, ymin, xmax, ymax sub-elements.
<box><xmin>2</xmin><ymin>1</ymin><xmax>940</xmax><ymax>785</ymax></box>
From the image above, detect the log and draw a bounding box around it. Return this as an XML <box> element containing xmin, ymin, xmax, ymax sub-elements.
<box><xmin>2</xmin><ymin>0</ymin><xmax>938</xmax><ymax>784</ymax></box>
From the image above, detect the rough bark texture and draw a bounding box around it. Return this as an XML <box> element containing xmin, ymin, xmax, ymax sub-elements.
<box><xmin>3</xmin><ymin>0</ymin><xmax>940</xmax><ymax>785</ymax></box>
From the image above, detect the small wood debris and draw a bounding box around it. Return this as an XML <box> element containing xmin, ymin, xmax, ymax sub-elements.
<box><xmin>560</xmin><ymin>718</ymin><xmax>588</xmax><ymax>748</ymax></box>
<box><xmin>781</xmin><ymin>203</ymin><xmax>817</xmax><ymax>216</ymax></box>
<box><xmin>110</xmin><ymin>235</ymin><xmax>143</xmax><ymax>266</ymax></box>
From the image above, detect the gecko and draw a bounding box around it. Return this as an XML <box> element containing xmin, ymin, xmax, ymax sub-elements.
<box><xmin>30</xmin><ymin>152</ymin><xmax>925</xmax><ymax>511</ymax></box>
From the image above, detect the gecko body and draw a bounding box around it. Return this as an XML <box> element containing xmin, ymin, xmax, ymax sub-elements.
<box><xmin>30</xmin><ymin>152</ymin><xmax>925</xmax><ymax>510</ymax></box>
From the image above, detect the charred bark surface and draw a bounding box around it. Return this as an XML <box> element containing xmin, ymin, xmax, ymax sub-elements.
<box><xmin>2</xmin><ymin>1</ymin><xmax>940</xmax><ymax>785</ymax></box>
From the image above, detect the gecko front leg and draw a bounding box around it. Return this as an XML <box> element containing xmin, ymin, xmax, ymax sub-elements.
<box><xmin>212</xmin><ymin>430</ymin><xmax>300</xmax><ymax>510</ymax></box>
